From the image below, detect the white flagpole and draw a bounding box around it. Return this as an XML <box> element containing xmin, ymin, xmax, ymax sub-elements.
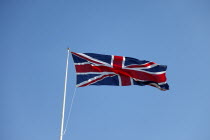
<box><xmin>60</xmin><ymin>48</ymin><xmax>70</xmax><ymax>140</ymax></box>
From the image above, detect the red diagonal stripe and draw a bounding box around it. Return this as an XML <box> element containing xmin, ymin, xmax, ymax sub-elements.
<box><xmin>75</xmin><ymin>64</ymin><xmax>113</xmax><ymax>73</ymax></box>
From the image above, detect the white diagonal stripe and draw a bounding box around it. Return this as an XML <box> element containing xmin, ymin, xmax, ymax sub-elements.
<box><xmin>77</xmin><ymin>74</ymin><xmax>105</xmax><ymax>87</ymax></box>
<box><xmin>158</xmin><ymin>82</ymin><xmax>167</xmax><ymax>85</ymax></box>
<box><xmin>76</xmin><ymin>73</ymin><xmax>116</xmax><ymax>87</ymax></box>
<box><xmin>77</xmin><ymin>53</ymin><xmax>111</xmax><ymax>66</ymax></box>
<box><xmin>125</xmin><ymin>63</ymin><xmax>158</xmax><ymax>69</ymax></box>
<box><xmin>74</xmin><ymin>62</ymin><xmax>91</xmax><ymax>65</ymax></box>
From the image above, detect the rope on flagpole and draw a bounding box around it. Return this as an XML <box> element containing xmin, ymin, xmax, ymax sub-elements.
<box><xmin>63</xmin><ymin>86</ymin><xmax>77</xmax><ymax>135</ymax></box>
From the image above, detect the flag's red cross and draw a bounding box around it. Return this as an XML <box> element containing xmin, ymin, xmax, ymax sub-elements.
<box><xmin>72</xmin><ymin>52</ymin><xmax>166</xmax><ymax>87</ymax></box>
<box><xmin>112</xmin><ymin>56</ymin><xmax>131</xmax><ymax>86</ymax></box>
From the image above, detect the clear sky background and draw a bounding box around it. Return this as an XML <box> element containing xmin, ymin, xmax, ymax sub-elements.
<box><xmin>1</xmin><ymin>0</ymin><xmax>210</xmax><ymax>140</ymax></box>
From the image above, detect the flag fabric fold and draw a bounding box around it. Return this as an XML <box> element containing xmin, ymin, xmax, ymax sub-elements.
<box><xmin>71</xmin><ymin>52</ymin><xmax>169</xmax><ymax>91</ymax></box>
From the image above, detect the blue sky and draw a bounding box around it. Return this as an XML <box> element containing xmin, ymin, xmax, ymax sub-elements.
<box><xmin>1</xmin><ymin>0</ymin><xmax>210</xmax><ymax>140</ymax></box>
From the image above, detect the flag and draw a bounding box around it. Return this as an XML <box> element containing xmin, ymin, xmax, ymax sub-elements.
<box><xmin>71</xmin><ymin>52</ymin><xmax>169</xmax><ymax>91</ymax></box>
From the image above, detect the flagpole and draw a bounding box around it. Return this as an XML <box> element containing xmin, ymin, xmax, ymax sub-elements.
<box><xmin>60</xmin><ymin>48</ymin><xmax>70</xmax><ymax>140</ymax></box>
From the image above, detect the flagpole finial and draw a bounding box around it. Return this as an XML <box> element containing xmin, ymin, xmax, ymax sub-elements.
<box><xmin>67</xmin><ymin>48</ymin><xmax>70</xmax><ymax>51</ymax></box>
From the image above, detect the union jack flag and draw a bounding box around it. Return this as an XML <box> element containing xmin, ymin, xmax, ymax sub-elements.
<box><xmin>71</xmin><ymin>52</ymin><xmax>169</xmax><ymax>91</ymax></box>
